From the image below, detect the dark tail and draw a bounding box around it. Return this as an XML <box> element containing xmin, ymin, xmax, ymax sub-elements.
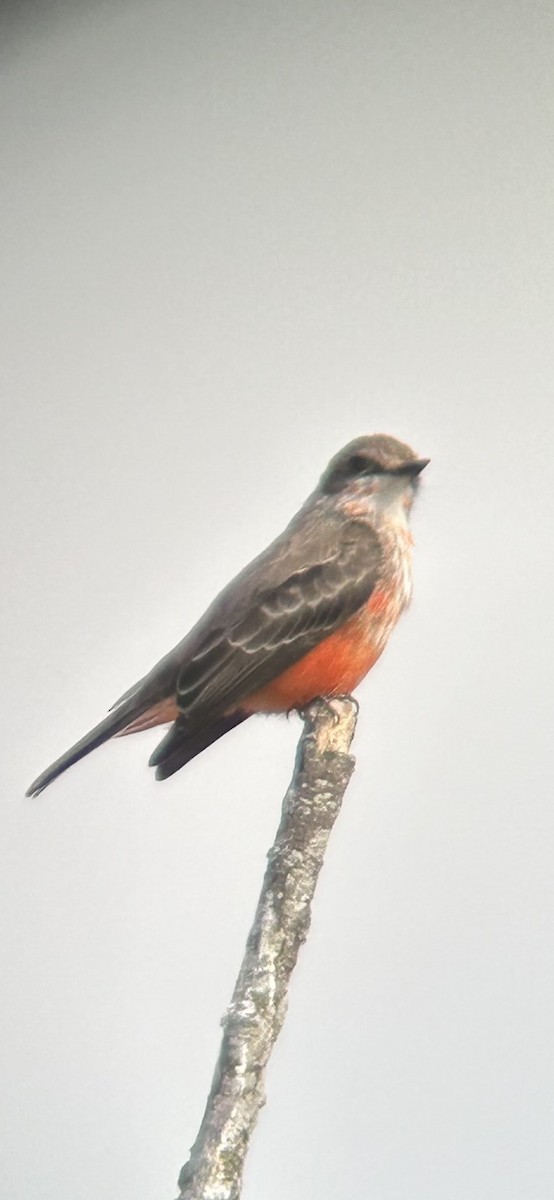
<box><xmin>148</xmin><ymin>711</ymin><xmax>250</xmax><ymax>781</ymax></box>
<box><xmin>25</xmin><ymin>699</ymin><xmax>146</xmax><ymax>798</ymax></box>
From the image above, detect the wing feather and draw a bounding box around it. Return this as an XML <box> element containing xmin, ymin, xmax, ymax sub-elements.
<box><xmin>176</xmin><ymin>518</ymin><xmax>381</xmax><ymax>723</ymax></box>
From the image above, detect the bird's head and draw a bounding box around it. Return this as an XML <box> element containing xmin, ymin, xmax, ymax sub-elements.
<box><xmin>319</xmin><ymin>434</ymin><xmax>429</xmax><ymax>519</ymax></box>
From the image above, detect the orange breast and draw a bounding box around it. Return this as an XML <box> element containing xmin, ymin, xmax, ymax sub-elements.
<box><xmin>242</xmin><ymin>586</ymin><xmax>397</xmax><ymax>713</ymax></box>
<box><xmin>120</xmin><ymin>582</ymin><xmax>404</xmax><ymax>731</ymax></box>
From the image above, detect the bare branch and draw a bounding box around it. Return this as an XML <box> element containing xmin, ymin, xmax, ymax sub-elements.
<box><xmin>176</xmin><ymin>696</ymin><xmax>358</xmax><ymax>1199</ymax></box>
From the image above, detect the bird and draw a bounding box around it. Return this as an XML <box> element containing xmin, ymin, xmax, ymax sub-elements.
<box><xmin>26</xmin><ymin>434</ymin><xmax>428</xmax><ymax>797</ymax></box>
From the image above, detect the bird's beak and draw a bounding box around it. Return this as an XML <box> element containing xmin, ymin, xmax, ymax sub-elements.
<box><xmin>405</xmin><ymin>456</ymin><xmax>431</xmax><ymax>475</ymax></box>
<box><xmin>395</xmin><ymin>457</ymin><xmax>430</xmax><ymax>478</ymax></box>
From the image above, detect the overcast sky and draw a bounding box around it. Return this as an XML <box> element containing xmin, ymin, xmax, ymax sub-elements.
<box><xmin>2</xmin><ymin>2</ymin><xmax>554</xmax><ymax>1198</ymax></box>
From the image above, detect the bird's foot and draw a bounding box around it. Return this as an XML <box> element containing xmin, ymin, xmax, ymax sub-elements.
<box><xmin>297</xmin><ymin>694</ymin><xmax>358</xmax><ymax>725</ymax></box>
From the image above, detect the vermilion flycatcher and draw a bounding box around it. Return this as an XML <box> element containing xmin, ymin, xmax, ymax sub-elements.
<box><xmin>27</xmin><ymin>434</ymin><xmax>428</xmax><ymax>796</ymax></box>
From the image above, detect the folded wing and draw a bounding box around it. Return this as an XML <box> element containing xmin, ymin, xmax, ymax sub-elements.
<box><xmin>175</xmin><ymin>515</ymin><xmax>382</xmax><ymax>725</ymax></box>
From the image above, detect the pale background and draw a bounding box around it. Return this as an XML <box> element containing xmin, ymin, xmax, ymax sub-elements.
<box><xmin>2</xmin><ymin>2</ymin><xmax>554</xmax><ymax>1197</ymax></box>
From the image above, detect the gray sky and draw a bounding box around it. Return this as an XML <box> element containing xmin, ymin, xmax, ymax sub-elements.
<box><xmin>2</xmin><ymin>2</ymin><xmax>554</xmax><ymax>1197</ymax></box>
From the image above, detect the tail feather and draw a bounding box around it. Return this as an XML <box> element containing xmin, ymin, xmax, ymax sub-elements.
<box><xmin>114</xmin><ymin>697</ymin><xmax>179</xmax><ymax>736</ymax></box>
<box><xmin>25</xmin><ymin>699</ymin><xmax>146</xmax><ymax>798</ymax></box>
<box><xmin>149</xmin><ymin>712</ymin><xmax>249</xmax><ymax>781</ymax></box>
<box><xmin>26</xmin><ymin>703</ymin><xmax>251</xmax><ymax>796</ymax></box>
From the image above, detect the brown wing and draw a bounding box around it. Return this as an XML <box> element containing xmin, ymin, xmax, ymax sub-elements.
<box><xmin>26</xmin><ymin>509</ymin><xmax>381</xmax><ymax>796</ymax></box>
<box><xmin>175</xmin><ymin>512</ymin><xmax>382</xmax><ymax>725</ymax></box>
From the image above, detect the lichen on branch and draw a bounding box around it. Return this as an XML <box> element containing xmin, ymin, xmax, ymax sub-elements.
<box><xmin>176</xmin><ymin>696</ymin><xmax>358</xmax><ymax>1200</ymax></box>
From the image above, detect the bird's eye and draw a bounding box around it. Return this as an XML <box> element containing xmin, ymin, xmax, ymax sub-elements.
<box><xmin>347</xmin><ymin>455</ymin><xmax>370</xmax><ymax>475</ymax></box>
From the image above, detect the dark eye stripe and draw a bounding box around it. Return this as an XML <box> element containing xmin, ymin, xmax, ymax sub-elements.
<box><xmin>347</xmin><ymin>455</ymin><xmax>384</xmax><ymax>476</ymax></box>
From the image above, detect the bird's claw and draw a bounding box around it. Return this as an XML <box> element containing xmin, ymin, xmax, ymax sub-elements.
<box><xmin>297</xmin><ymin>694</ymin><xmax>358</xmax><ymax>725</ymax></box>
